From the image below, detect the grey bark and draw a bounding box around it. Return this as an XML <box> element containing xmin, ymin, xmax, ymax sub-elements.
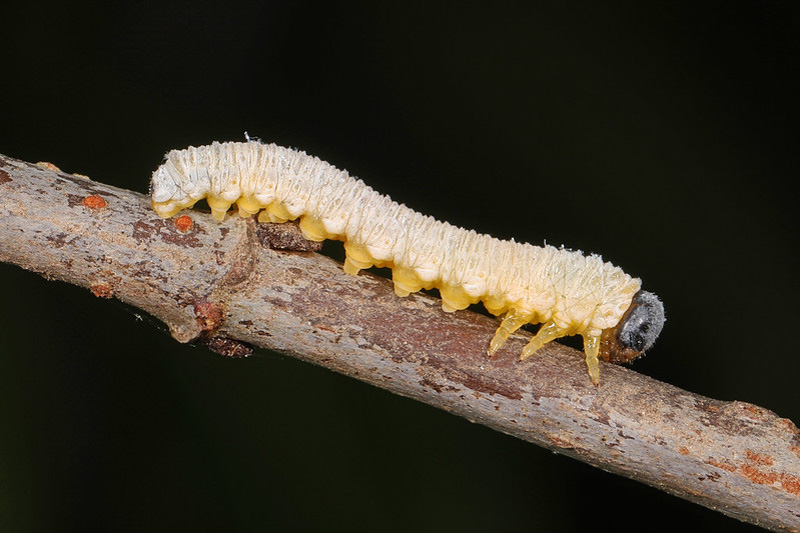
<box><xmin>1</xmin><ymin>154</ymin><xmax>799</xmax><ymax>531</ymax></box>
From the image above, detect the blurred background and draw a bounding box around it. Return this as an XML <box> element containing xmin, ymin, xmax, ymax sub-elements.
<box><xmin>1</xmin><ymin>1</ymin><xmax>798</xmax><ymax>531</ymax></box>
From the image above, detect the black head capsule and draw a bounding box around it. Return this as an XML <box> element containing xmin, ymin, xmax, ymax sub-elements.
<box><xmin>599</xmin><ymin>290</ymin><xmax>665</xmax><ymax>364</ymax></box>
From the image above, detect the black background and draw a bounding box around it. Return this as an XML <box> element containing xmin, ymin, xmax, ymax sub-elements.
<box><xmin>1</xmin><ymin>2</ymin><xmax>798</xmax><ymax>531</ymax></box>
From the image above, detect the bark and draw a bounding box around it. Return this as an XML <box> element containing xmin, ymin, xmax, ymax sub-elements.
<box><xmin>1</xmin><ymin>153</ymin><xmax>799</xmax><ymax>531</ymax></box>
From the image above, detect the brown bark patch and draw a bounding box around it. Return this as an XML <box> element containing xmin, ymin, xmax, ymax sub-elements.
<box><xmin>67</xmin><ymin>193</ymin><xmax>86</xmax><ymax>207</ymax></box>
<box><xmin>255</xmin><ymin>221</ymin><xmax>323</xmax><ymax>251</ymax></box>
<box><xmin>194</xmin><ymin>302</ymin><xmax>224</xmax><ymax>331</ymax></box>
<box><xmin>132</xmin><ymin>218</ymin><xmax>204</xmax><ymax>248</ymax></box>
<box><xmin>201</xmin><ymin>335</ymin><xmax>254</xmax><ymax>357</ymax></box>
<box><xmin>46</xmin><ymin>232</ymin><xmax>74</xmax><ymax>248</ymax></box>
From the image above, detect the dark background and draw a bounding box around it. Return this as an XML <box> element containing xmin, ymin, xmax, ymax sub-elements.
<box><xmin>1</xmin><ymin>1</ymin><xmax>798</xmax><ymax>531</ymax></box>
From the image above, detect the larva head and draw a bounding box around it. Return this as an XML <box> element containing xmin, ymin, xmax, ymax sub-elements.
<box><xmin>599</xmin><ymin>290</ymin><xmax>665</xmax><ymax>364</ymax></box>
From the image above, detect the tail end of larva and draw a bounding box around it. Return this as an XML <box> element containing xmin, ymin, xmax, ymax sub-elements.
<box><xmin>151</xmin><ymin>200</ymin><xmax>183</xmax><ymax>219</ymax></box>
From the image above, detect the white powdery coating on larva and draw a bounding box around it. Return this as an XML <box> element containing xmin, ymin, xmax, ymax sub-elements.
<box><xmin>150</xmin><ymin>141</ymin><xmax>641</xmax><ymax>336</ymax></box>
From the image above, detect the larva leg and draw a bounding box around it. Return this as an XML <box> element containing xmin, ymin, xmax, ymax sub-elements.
<box><xmin>582</xmin><ymin>333</ymin><xmax>601</xmax><ymax>386</ymax></box>
<box><xmin>258</xmin><ymin>202</ymin><xmax>292</xmax><ymax>223</ymax></box>
<box><xmin>343</xmin><ymin>241</ymin><xmax>373</xmax><ymax>275</ymax></box>
<box><xmin>488</xmin><ymin>309</ymin><xmax>533</xmax><ymax>356</ymax></box>
<box><xmin>343</xmin><ymin>257</ymin><xmax>368</xmax><ymax>275</ymax></box>
<box><xmin>439</xmin><ymin>284</ymin><xmax>473</xmax><ymax>313</ymax></box>
<box><xmin>236</xmin><ymin>196</ymin><xmax>261</xmax><ymax>217</ymax></box>
<box><xmin>207</xmin><ymin>196</ymin><xmax>232</xmax><ymax>221</ymax></box>
<box><xmin>519</xmin><ymin>321</ymin><xmax>563</xmax><ymax>361</ymax></box>
<box><xmin>484</xmin><ymin>296</ymin><xmax>509</xmax><ymax>316</ymax></box>
<box><xmin>391</xmin><ymin>266</ymin><xmax>423</xmax><ymax>297</ymax></box>
<box><xmin>298</xmin><ymin>215</ymin><xmax>329</xmax><ymax>242</ymax></box>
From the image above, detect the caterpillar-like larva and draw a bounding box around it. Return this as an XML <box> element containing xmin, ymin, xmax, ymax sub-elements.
<box><xmin>150</xmin><ymin>141</ymin><xmax>664</xmax><ymax>385</ymax></box>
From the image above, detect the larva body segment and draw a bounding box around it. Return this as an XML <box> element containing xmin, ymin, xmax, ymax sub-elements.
<box><xmin>151</xmin><ymin>141</ymin><xmax>664</xmax><ymax>384</ymax></box>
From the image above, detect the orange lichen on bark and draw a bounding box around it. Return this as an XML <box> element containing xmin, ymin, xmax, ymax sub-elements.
<box><xmin>90</xmin><ymin>282</ymin><xmax>113</xmax><ymax>298</ymax></box>
<box><xmin>705</xmin><ymin>458</ymin><xmax>736</xmax><ymax>472</ymax></box>
<box><xmin>739</xmin><ymin>465</ymin><xmax>800</xmax><ymax>496</ymax></box>
<box><xmin>35</xmin><ymin>161</ymin><xmax>61</xmax><ymax>172</ymax></box>
<box><xmin>174</xmin><ymin>215</ymin><xmax>193</xmax><ymax>232</ymax></box>
<box><xmin>779</xmin><ymin>418</ymin><xmax>800</xmax><ymax>436</ymax></box>
<box><xmin>82</xmin><ymin>195</ymin><xmax>107</xmax><ymax>209</ymax></box>
<box><xmin>547</xmin><ymin>434</ymin><xmax>576</xmax><ymax>449</ymax></box>
<box><xmin>745</xmin><ymin>450</ymin><xmax>774</xmax><ymax>467</ymax></box>
<box><xmin>706</xmin><ymin>451</ymin><xmax>800</xmax><ymax>496</ymax></box>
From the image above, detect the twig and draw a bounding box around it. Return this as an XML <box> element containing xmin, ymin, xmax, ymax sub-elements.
<box><xmin>1</xmin><ymin>154</ymin><xmax>799</xmax><ymax>531</ymax></box>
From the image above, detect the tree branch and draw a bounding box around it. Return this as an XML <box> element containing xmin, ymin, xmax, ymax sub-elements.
<box><xmin>2</xmin><ymin>153</ymin><xmax>799</xmax><ymax>531</ymax></box>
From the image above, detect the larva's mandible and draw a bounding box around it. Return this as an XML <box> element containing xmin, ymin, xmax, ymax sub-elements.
<box><xmin>150</xmin><ymin>141</ymin><xmax>664</xmax><ymax>384</ymax></box>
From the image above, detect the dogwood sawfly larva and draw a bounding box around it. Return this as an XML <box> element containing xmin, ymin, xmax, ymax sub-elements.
<box><xmin>150</xmin><ymin>141</ymin><xmax>665</xmax><ymax>384</ymax></box>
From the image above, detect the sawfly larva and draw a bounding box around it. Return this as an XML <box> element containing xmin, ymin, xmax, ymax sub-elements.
<box><xmin>150</xmin><ymin>141</ymin><xmax>665</xmax><ymax>384</ymax></box>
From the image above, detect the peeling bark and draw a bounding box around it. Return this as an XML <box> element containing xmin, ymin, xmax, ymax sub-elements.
<box><xmin>1</xmin><ymin>153</ymin><xmax>799</xmax><ymax>531</ymax></box>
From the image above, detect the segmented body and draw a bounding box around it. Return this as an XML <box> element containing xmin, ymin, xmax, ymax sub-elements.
<box><xmin>151</xmin><ymin>141</ymin><xmax>643</xmax><ymax>383</ymax></box>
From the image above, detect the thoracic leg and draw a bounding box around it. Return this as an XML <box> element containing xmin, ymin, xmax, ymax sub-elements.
<box><xmin>581</xmin><ymin>333</ymin><xmax>601</xmax><ymax>386</ymax></box>
<box><xmin>519</xmin><ymin>321</ymin><xmax>563</xmax><ymax>361</ymax></box>
<box><xmin>488</xmin><ymin>309</ymin><xmax>533</xmax><ymax>356</ymax></box>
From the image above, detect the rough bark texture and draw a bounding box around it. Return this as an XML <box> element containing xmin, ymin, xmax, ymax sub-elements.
<box><xmin>1</xmin><ymin>154</ymin><xmax>799</xmax><ymax>531</ymax></box>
